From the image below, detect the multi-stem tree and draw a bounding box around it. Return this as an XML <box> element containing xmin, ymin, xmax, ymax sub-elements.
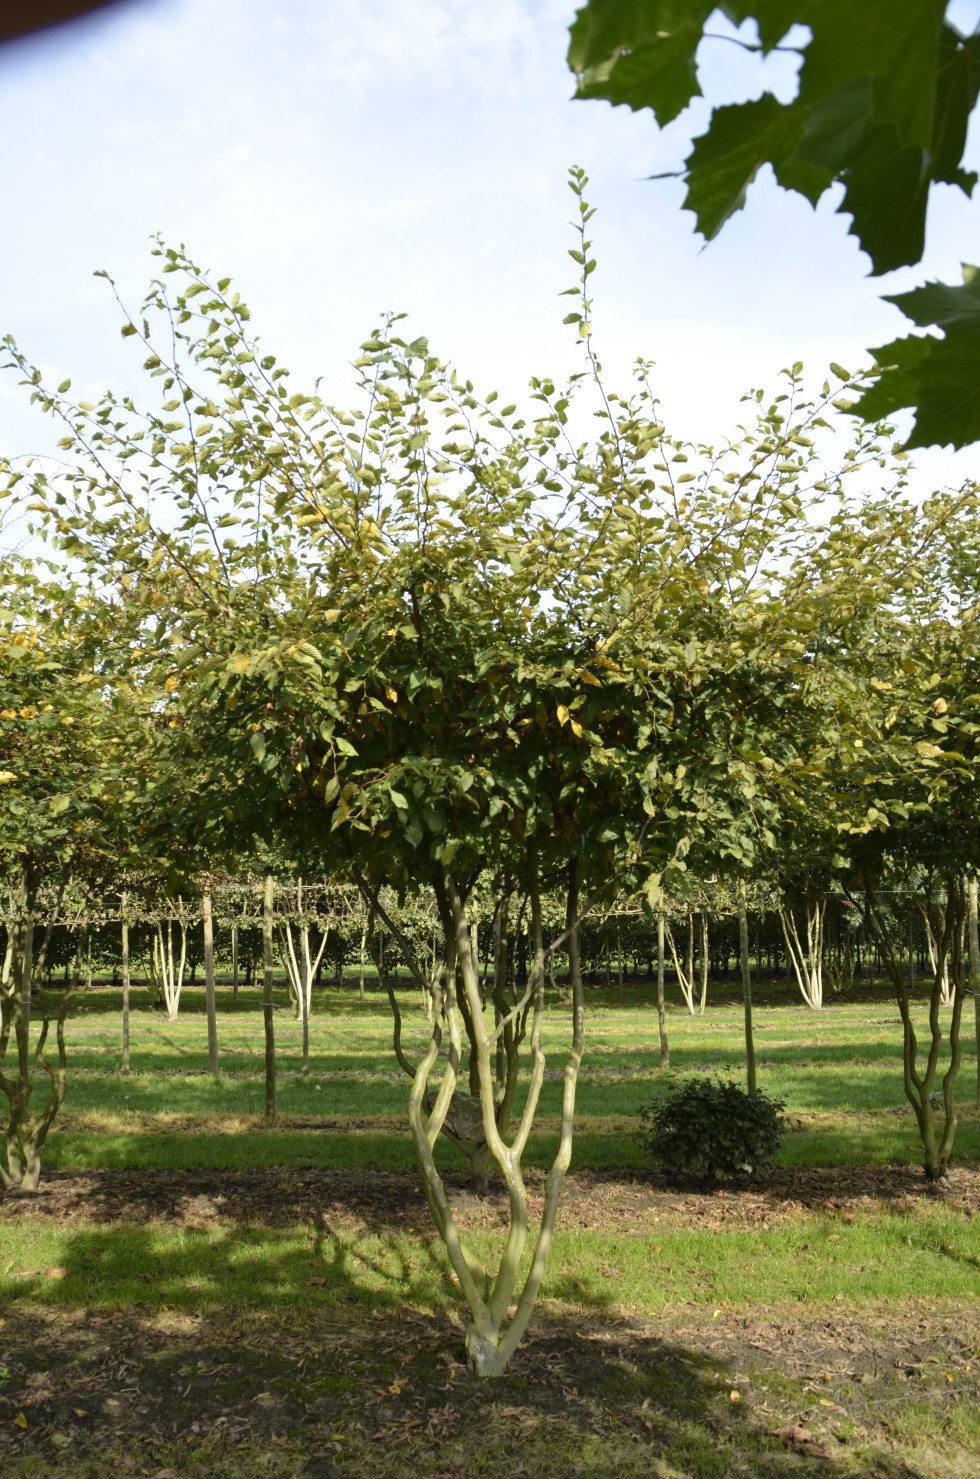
<box><xmin>0</xmin><ymin>564</ymin><xmax>145</xmax><ymax>1189</ymax></box>
<box><xmin>2</xmin><ymin>172</ymin><xmax>913</xmax><ymax>1360</ymax></box>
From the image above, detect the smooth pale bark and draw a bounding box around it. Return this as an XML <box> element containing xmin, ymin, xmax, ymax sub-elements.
<box><xmin>738</xmin><ymin>882</ymin><xmax>757</xmax><ymax>1096</ymax></box>
<box><xmin>231</xmin><ymin>925</ymin><xmax>239</xmax><ymax>1004</ymax></box>
<box><xmin>664</xmin><ymin>911</ymin><xmax>707</xmax><ymax>1016</ymax></box>
<box><xmin>869</xmin><ymin>879</ymin><xmax>965</xmax><ymax>1179</ymax></box>
<box><xmin>655</xmin><ymin>911</ymin><xmax>670</xmax><ymax>1067</ymax></box>
<box><xmin>262</xmin><ymin>875</ymin><xmax>276</xmax><ymax>1124</ymax></box>
<box><xmin>968</xmin><ymin>876</ymin><xmax>980</xmax><ymax>1109</ymax></box>
<box><xmin>697</xmin><ymin>912</ymin><xmax>709</xmax><ymax>1015</ymax></box>
<box><xmin>278</xmin><ymin>884</ymin><xmax>327</xmax><ymax>1073</ymax></box>
<box><xmin>152</xmin><ymin>917</ymin><xmax>187</xmax><ymax>1021</ymax></box>
<box><xmin>202</xmin><ymin>890</ymin><xmax>219</xmax><ymax>1077</ymax></box>
<box><xmin>919</xmin><ymin>902</ymin><xmax>953</xmax><ymax>1007</ymax></box>
<box><xmin>120</xmin><ymin>892</ymin><xmax>130</xmax><ymax>1075</ymax></box>
<box><xmin>780</xmin><ymin>899</ymin><xmax>825</xmax><ymax>1009</ymax></box>
<box><xmin>361</xmin><ymin>859</ymin><xmax>585</xmax><ymax>1378</ymax></box>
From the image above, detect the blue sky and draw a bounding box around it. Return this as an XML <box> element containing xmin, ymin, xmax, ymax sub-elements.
<box><xmin>2</xmin><ymin>0</ymin><xmax>979</xmax><ymax>500</ymax></box>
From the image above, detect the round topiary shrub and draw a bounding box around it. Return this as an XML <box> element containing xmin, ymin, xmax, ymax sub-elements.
<box><xmin>638</xmin><ymin>1076</ymin><xmax>785</xmax><ymax>1182</ymax></box>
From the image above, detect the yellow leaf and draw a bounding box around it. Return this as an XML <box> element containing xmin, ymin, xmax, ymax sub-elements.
<box><xmin>385</xmin><ymin>687</ymin><xmax>398</xmax><ymax>704</ymax></box>
<box><xmin>323</xmin><ymin>609</ymin><xmax>342</xmax><ymax>624</ymax></box>
<box><xmin>226</xmin><ymin>653</ymin><xmax>251</xmax><ymax>675</ymax></box>
<box><xmin>574</xmin><ymin>667</ymin><xmax>602</xmax><ymax>687</ymax></box>
<box><xmin>570</xmin><ymin>719</ymin><xmax>584</xmax><ymax>738</ymax></box>
<box><xmin>729</xmin><ymin>1391</ymin><xmax>741</xmax><ymax>1403</ymax></box>
<box><xmin>0</xmin><ymin>772</ymin><xmax>15</xmax><ymax>784</ymax></box>
<box><xmin>556</xmin><ymin>704</ymin><xmax>570</xmax><ymax>726</ymax></box>
<box><xmin>13</xmin><ymin>1412</ymin><xmax>27</xmax><ymax>1429</ymax></box>
<box><xmin>164</xmin><ymin>676</ymin><xmax>179</xmax><ymax>692</ymax></box>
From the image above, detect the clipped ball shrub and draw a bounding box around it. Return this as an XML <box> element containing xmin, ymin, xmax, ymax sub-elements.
<box><xmin>639</xmin><ymin>1076</ymin><xmax>785</xmax><ymax>1181</ymax></box>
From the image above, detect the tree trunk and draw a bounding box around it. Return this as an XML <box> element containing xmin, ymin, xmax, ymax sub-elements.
<box><xmin>231</xmin><ymin>924</ymin><xmax>239</xmax><ymax>1004</ymax></box>
<box><xmin>868</xmin><ymin>878</ymin><xmax>965</xmax><ymax>1179</ymax></box>
<box><xmin>359</xmin><ymin>856</ymin><xmax>585</xmax><ymax>1377</ymax></box>
<box><xmin>262</xmin><ymin>875</ymin><xmax>277</xmax><ymax>1123</ymax></box>
<box><xmin>738</xmin><ymin>882</ymin><xmax>757</xmax><ymax>1095</ymax></box>
<box><xmin>120</xmin><ymin>893</ymin><xmax>130</xmax><ymax>1075</ymax></box>
<box><xmin>203</xmin><ymin>889</ymin><xmax>219</xmax><ymax>1077</ymax></box>
<box><xmin>1</xmin><ymin>871</ymin><xmax>71</xmax><ymax>1193</ymax></box>
<box><xmin>780</xmin><ymin>899</ymin><xmax>825</xmax><ymax>1009</ymax></box>
<box><xmin>698</xmin><ymin>911</ymin><xmax>709</xmax><ymax>1015</ymax></box>
<box><xmin>969</xmin><ymin>875</ymin><xmax>980</xmax><ymax>1110</ymax></box>
<box><xmin>656</xmin><ymin>911</ymin><xmax>670</xmax><ymax>1068</ymax></box>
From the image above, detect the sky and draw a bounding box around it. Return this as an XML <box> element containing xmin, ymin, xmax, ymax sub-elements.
<box><xmin>2</xmin><ymin>0</ymin><xmax>980</xmax><ymax>512</ymax></box>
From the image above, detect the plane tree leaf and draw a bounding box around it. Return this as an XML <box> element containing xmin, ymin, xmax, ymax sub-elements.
<box><xmin>568</xmin><ymin>1</ymin><xmax>980</xmax><ymax>446</ymax></box>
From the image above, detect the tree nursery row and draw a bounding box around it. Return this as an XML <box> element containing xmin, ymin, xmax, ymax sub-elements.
<box><xmin>2</xmin><ymin>178</ymin><xmax>980</xmax><ymax>1372</ymax></box>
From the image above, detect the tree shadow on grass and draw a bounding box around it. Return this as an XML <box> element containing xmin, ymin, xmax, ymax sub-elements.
<box><xmin>0</xmin><ymin>1260</ymin><xmax>935</xmax><ymax>1479</ymax></box>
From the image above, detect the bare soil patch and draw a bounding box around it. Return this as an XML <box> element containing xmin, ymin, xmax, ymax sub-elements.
<box><xmin>1</xmin><ymin>1299</ymin><xmax>977</xmax><ymax>1477</ymax></box>
<box><xmin>2</xmin><ymin>1162</ymin><xmax>979</xmax><ymax>1233</ymax></box>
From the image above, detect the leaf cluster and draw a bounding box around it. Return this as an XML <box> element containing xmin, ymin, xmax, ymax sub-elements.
<box><xmin>568</xmin><ymin>2</ymin><xmax>980</xmax><ymax>448</ymax></box>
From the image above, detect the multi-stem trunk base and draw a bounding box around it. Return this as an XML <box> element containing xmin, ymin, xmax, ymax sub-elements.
<box><xmin>465</xmin><ymin>1328</ymin><xmax>508</xmax><ymax>1378</ymax></box>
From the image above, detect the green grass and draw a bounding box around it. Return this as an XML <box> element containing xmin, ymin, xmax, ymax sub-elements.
<box><xmin>4</xmin><ymin>978</ymin><xmax>980</xmax><ymax>1479</ymax></box>
<box><xmin>33</xmin><ymin>977</ymin><xmax>979</xmax><ymax>1175</ymax></box>
<box><xmin>2</xmin><ymin>1203</ymin><xmax>977</xmax><ymax>1315</ymax></box>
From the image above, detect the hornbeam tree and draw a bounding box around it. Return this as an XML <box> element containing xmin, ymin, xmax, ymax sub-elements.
<box><xmin>2</xmin><ymin>172</ymin><xmax>909</xmax><ymax>1363</ymax></box>
<box><xmin>0</xmin><ymin>564</ymin><xmax>145</xmax><ymax>1190</ymax></box>
<box><xmin>794</xmin><ymin>485</ymin><xmax>980</xmax><ymax>1176</ymax></box>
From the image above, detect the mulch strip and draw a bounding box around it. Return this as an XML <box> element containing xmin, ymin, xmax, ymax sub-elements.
<box><xmin>2</xmin><ymin>1162</ymin><xmax>978</xmax><ymax>1232</ymax></box>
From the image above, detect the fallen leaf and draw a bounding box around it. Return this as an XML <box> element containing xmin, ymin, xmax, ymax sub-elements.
<box><xmin>45</xmin><ymin>1267</ymin><xmax>68</xmax><ymax>1279</ymax></box>
<box><xmin>729</xmin><ymin>1390</ymin><xmax>741</xmax><ymax>1403</ymax></box>
<box><xmin>13</xmin><ymin>1412</ymin><xmax>28</xmax><ymax>1429</ymax></box>
<box><xmin>72</xmin><ymin>1408</ymin><xmax>88</xmax><ymax>1418</ymax></box>
<box><xmin>772</xmin><ymin>1421</ymin><xmax>832</xmax><ymax>1460</ymax></box>
<box><xmin>50</xmin><ymin>1432</ymin><xmax>72</xmax><ymax>1447</ymax></box>
<box><xmin>304</xmin><ymin>1277</ymin><xmax>327</xmax><ymax>1287</ymax></box>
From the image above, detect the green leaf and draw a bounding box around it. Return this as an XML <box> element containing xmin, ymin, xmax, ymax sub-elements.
<box><xmin>854</xmin><ymin>266</ymin><xmax>980</xmax><ymax>447</ymax></box>
<box><xmin>857</xmin><ymin>330</ymin><xmax>980</xmax><ymax>449</ymax></box>
<box><xmin>837</xmin><ymin>123</ymin><xmax>929</xmax><ymax>274</ymax></box>
<box><xmin>683</xmin><ymin>97</ymin><xmax>805</xmax><ymax>240</ymax></box>
<box><xmin>883</xmin><ymin>266</ymin><xmax>980</xmax><ymax>331</ymax></box>
<box><xmin>249</xmin><ymin>731</ymin><xmax>266</xmax><ymax>761</ymax></box>
<box><xmin>931</xmin><ymin>25</ymin><xmax>980</xmax><ymax>191</ymax></box>
<box><xmin>569</xmin><ymin>0</ymin><xmax>714</xmax><ymax>127</ymax></box>
<box><xmin>792</xmin><ymin>0</ymin><xmax>943</xmax><ymax>154</ymax></box>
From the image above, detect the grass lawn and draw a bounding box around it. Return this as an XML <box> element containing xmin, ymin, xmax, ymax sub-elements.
<box><xmin>1</xmin><ymin>975</ymin><xmax>978</xmax><ymax>1476</ymax></box>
